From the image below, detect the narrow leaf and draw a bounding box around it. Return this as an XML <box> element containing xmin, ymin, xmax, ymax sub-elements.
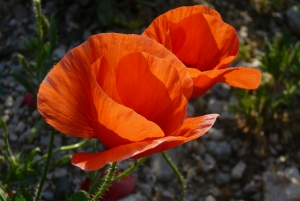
<box><xmin>10</xmin><ymin>71</ymin><xmax>36</xmax><ymax>94</ymax></box>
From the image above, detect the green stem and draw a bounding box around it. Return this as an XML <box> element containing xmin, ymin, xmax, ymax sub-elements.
<box><xmin>33</xmin><ymin>0</ymin><xmax>43</xmax><ymax>42</ymax></box>
<box><xmin>91</xmin><ymin>162</ymin><xmax>117</xmax><ymax>201</ymax></box>
<box><xmin>32</xmin><ymin>139</ymin><xmax>89</xmax><ymax>166</ymax></box>
<box><xmin>0</xmin><ymin>116</ymin><xmax>15</xmax><ymax>166</ymax></box>
<box><xmin>34</xmin><ymin>128</ymin><xmax>55</xmax><ymax>201</ymax></box>
<box><xmin>161</xmin><ymin>151</ymin><xmax>185</xmax><ymax>201</ymax></box>
<box><xmin>113</xmin><ymin>157</ymin><xmax>147</xmax><ymax>182</ymax></box>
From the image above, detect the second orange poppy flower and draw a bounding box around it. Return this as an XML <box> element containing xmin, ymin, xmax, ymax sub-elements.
<box><xmin>142</xmin><ymin>5</ymin><xmax>261</xmax><ymax>97</ymax></box>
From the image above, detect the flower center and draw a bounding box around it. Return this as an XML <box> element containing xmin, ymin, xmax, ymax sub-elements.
<box><xmin>183</xmin><ymin>61</ymin><xmax>197</xmax><ymax>68</ymax></box>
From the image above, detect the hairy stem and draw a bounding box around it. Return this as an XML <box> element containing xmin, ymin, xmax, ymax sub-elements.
<box><xmin>91</xmin><ymin>162</ymin><xmax>117</xmax><ymax>201</ymax></box>
<box><xmin>113</xmin><ymin>157</ymin><xmax>147</xmax><ymax>182</ymax></box>
<box><xmin>161</xmin><ymin>151</ymin><xmax>185</xmax><ymax>201</ymax></box>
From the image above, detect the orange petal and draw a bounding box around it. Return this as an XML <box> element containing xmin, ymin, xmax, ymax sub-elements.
<box><xmin>115</xmin><ymin>52</ymin><xmax>187</xmax><ymax>135</ymax></box>
<box><xmin>72</xmin><ymin>114</ymin><xmax>219</xmax><ymax>171</ymax></box>
<box><xmin>132</xmin><ymin>114</ymin><xmax>219</xmax><ymax>158</ymax></box>
<box><xmin>188</xmin><ymin>67</ymin><xmax>262</xmax><ymax>98</ymax></box>
<box><xmin>89</xmin><ymin>33</ymin><xmax>193</xmax><ymax>99</ymax></box>
<box><xmin>89</xmin><ymin>66</ymin><xmax>166</xmax><ymax>148</ymax></box>
<box><xmin>142</xmin><ymin>5</ymin><xmax>221</xmax><ymax>50</ymax></box>
<box><xmin>72</xmin><ymin>136</ymin><xmax>185</xmax><ymax>171</ymax></box>
<box><xmin>37</xmin><ymin>42</ymin><xmax>96</xmax><ymax>138</ymax></box>
<box><xmin>169</xmin><ymin>13</ymin><xmax>238</xmax><ymax>71</ymax></box>
<box><xmin>173</xmin><ymin>114</ymin><xmax>219</xmax><ymax>140</ymax></box>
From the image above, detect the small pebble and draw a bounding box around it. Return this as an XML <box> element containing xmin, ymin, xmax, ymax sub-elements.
<box><xmin>15</xmin><ymin>121</ymin><xmax>26</xmax><ymax>133</ymax></box>
<box><xmin>231</xmin><ymin>161</ymin><xmax>246</xmax><ymax>179</ymax></box>
<box><xmin>5</xmin><ymin>96</ymin><xmax>14</xmax><ymax>107</ymax></box>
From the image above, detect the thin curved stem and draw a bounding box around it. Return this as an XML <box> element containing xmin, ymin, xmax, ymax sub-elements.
<box><xmin>113</xmin><ymin>157</ymin><xmax>147</xmax><ymax>182</ymax></box>
<box><xmin>91</xmin><ymin>162</ymin><xmax>117</xmax><ymax>201</ymax></box>
<box><xmin>32</xmin><ymin>139</ymin><xmax>89</xmax><ymax>166</ymax></box>
<box><xmin>161</xmin><ymin>151</ymin><xmax>185</xmax><ymax>201</ymax></box>
<box><xmin>34</xmin><ymin>128</ymin><xmax>55</xmax><ymax>201</ymax></box>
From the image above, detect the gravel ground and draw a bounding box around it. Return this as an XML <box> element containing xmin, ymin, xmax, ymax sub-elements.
<box><xmin>1</xmin><ymin>0</ymin><xmax>300</xmax><ymax>201</ymax></box>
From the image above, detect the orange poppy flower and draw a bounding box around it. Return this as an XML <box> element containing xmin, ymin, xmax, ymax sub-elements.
<box><xmin>142</xmin><ymin>5</ymin><xmax>261</xmax><ymax>97</ymax></box>
<box><xmin>37</xmin><ymin>33</ymin><xmax>218</xmax><ymax>171</ymax></box>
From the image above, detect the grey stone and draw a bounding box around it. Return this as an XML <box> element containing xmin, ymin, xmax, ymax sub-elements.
<box><xmin>15</xmin><ymin>85</ymin><xmax>26</xmax><ymax>92</ymax></box>
<box><xmin>55</xmin><ymin>177</ymin><xmax>71</xmax><ymax>199</ymax></box>
<box><xmin>204</xmin><ymin>153</ymin><xmax>216</xmax><ymax>166</ymax></box>
<box><xmin>9</xmin><ymin>133</ymin><xmax>18</xmax><ymax>141</ymax></box>
<box><xmin>231</xmin><ymin>161</ymin><xmax>246</xmax><ymax>179</ymax></box>
<box><xmin>207</xmin><ymin>128</ymin><xmax>224</xmax><ymax>141</ymax></box>
<box><xmin>32</xmin><ymin>109</ymin><xmax>40</xmax><ymax>119</ymax></box>
<box><xmin>244</xmin><ymin>180</ymin><xmax>258</xmax><ymax>193</ymax></box>
<box><xmin>284</xmin><ymin>166</ymin><xmax>300</xmax><ymax>183</ymax></box>
<box><xmin>207</xmin><ymin>141</ymin><xmax>232</xmax><ymax>161</ymax></box>
<box><xmin>208</xmin><ymin>186</ymin><xmax>220</xmax><ymax>197</ymax></box>
<box><xmin>13</xmin><ymin>4</ymin><xmax>28</xmax><ymax>20</ymax></box>
<box><xmin>140</xmin><ymin>183</ymin><xmax>152</xmax><ymax>197</ymax></box>
<box><xmin>54</xmin><ymin>168</ymin><xmax>68</xmax><ymax>178</ymax></box>
<box><xmin>207</xmin><ymin>97</ymin><xmax>224</xmax><ymax>114</ymax></box>
<box><xmin>83</xmin><ymin>29</ymin><xmax>92</xmax><ymax>40</ymax></box>
<box><xmin>15</xmin><ymin>121</ymin><xmax>26</xmax><ymax>134</ymax></box>
<box><xmin>13</xmin><ymin>96</ymin><xmax>23</xmax><ymax>109</ymax></box>
<box><xmin>162</xmin><ymin>190</ymin><xmax>174</xmax><ymax>199</ymax></box>
<box><xmin>41</xmin><ymin>191</ymin><xmax>53</xmax><ymax>200</ymax></box>
<box><xmin>263</xmin><ymin>169</ymin><xmax>300</xmax><ymax>201</ymax></box>
<box><xmin>215</xmin><ymin>172</ymin><xmax>230</xmax><ymax>185</ymax></box>
<box><xmin>187</xmin><ymin>102</ymin><xmax>195</xmax><ymax>116</ymax></box>
<box><xmin>211</xmin><ymin>83</ymin><xmax>231</xmax><ymax>99</ymax></box>
<box><xmin>198</xmin><ymin>143</ymin><xmax>206</xmax><ymax>156</ymax></box>
<box><xmin>287</xmin><ymin>5</ymin><xmax>300</xmax><ymax>35</ymax></box>
<box><xmin>198</xmin><ymin>159</ymin><xmax>213</xmax><ymax>173</ymax></box>
<box><xmin>151</xmin><ymin>148</ymin><xmax>179</xmax><ymax>181</ymax></box>
<box><xmin>53</xmin><ymin>46</ymin><xmax>67</xmax><ymax>58</ymax></box>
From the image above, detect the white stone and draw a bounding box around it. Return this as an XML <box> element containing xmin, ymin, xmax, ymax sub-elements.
<box><xmin>231</xmin><ymin>161</ymin><xmax>246</xmax><ymax>179</ymax></box>
<box><xmin>118</xmin><ymin>193</ymin><xmax>146</xmax><ymax>201</ymax></box>
<box><xmin>205</xmin><ymin>195</ymin><xmax>216</xmax><ymax>201</ymax></box>
<box><xmin>5</xmin><ymin>96</ymin><xmax>14</xmax><ymax>107</ymax></box>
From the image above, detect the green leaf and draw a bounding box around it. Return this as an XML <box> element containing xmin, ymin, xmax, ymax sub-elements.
<box><xmin>72</xmin><ymin>190</ymin><xmax>89</xmax><ymax>201</ymax></box>
<box><xmin>25</xmin><ymin>147</ymin><xmax>41</xmax><ymax>170</ymax></box>
<box><xmin>27</xmin><ymin>119</ymin><xmax>45</xmax><ymax>143</ymax></box>
<box><xmin>0</xmin><ymin>116</ymin><xmax>8</xmax><ymax>135</ymax></box>
<box><xmin>41</xmin><ymin>13</ymin><xmax>50</xmax><ymax>39</ymax></box>
<box><xmin>10</xmin><ymin>194</ymin><xmax>26</xmax><ymax>201</ymax></box>
<box><xmin>10</xmin><ymin>71</ymin><xmax>36</xmax><ymax>94</ymax></box>
<box><xmin>14</xmin><ymin>54</ymin><xmax>35</xmax><ymax>78</ymax></box>
<box><xmin>0</xmin><ymin>184</ymin><xmax>9</xmax><ymax>201</ymax></box>
<box><xmin>49</xmin><ymin>13</ymin><xmax>58</xmax><ymax>56</ymax></box>
<box><xmin>20</xmin><ymin>190</ymin><xmax>32</xmax><ymax>201</ymax></box>
<box><xmin>51</xmin><ymin>155</ymin><xmax>71</xmax><ymax>168</ymax></box>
